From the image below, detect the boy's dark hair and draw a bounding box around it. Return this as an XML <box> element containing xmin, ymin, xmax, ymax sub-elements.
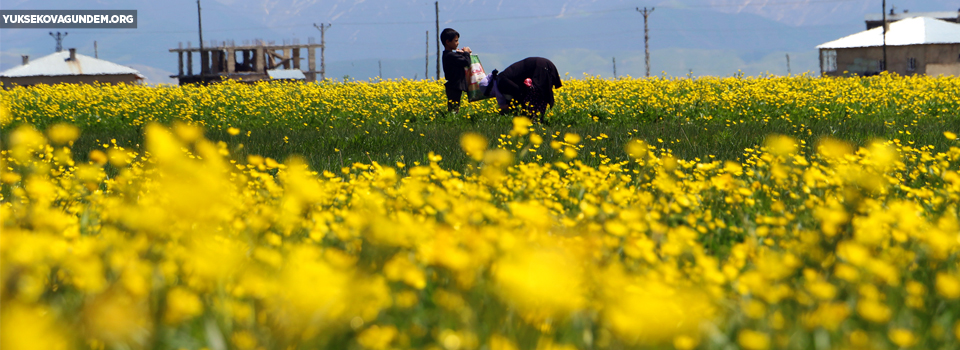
<box><xmin>440</xmin><ymin>28</ymin><xmax>459</xmax><ymax>45</ymax></box>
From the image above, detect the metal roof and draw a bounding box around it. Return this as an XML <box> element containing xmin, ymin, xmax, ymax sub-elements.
<box><xmin>818</xmin><ymin>17</ymin><xmax>960</xmax><ymax>49</ymax></box>
<box><xmin>0</xmin><ymin>50</ymin><xmax>144</xmax><ymax>78</ymax></box>
<box><xmin>267</xmin><ymin>69</ymin><xmax>306</xmax><ymax>80</ymax></box>
<box><xmin>865</xmin><ymin>11</ymin><xmax>960</xmax><ymax>22</ymax></box>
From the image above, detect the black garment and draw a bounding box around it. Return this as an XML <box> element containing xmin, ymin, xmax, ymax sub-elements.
<box><xmin>445</xmin><ymin>85</ymin><xmax>462</xmax><ymax>112</ymax></box>
<box><xmin>442</xmin><ymin>50</ymin><xmax>471</xmax><ymax>112</ymax></box>
<box><xmin>495</xmin><ymin>57</ymin><xmax>562</xmax><ymax>118</ymax></box>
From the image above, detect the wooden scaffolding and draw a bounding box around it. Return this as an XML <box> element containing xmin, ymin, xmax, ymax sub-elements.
<box><xmin>169</xmin><ymin>39</ymin><xmax>323</xmax><ymax>84</ymax></box>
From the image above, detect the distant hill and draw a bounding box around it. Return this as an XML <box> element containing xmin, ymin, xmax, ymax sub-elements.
<box><xmin>1</xmin><ymin>0</ymin><xmax>955</xmax><ymax>83</ymax></box>
<box><xmin>672</xmin><ymin>0</ymin><xmax>956</xmax><ymax>26</ymax></box>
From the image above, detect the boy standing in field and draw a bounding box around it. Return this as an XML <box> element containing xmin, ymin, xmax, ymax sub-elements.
<box><xmin>441</xmin><ymin>28</ymin><xmax>472</xmax><ymax>113</ymax></box>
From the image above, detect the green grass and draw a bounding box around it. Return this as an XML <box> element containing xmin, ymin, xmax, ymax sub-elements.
<box><xmin>57</xmin><ymin>110</ymin><xmax>958</xmax><ymax>173</ymax></box>
<box><xmin>3</xmin><ymin>76</ymin><xmax>958</xmax><ymax>171</ymax></box>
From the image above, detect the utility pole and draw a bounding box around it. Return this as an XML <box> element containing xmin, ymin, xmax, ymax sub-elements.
<box><xmin>882</xmin><ymin>0</ymin><xmax>887</xmax><ymax>72</ymax></box>
<box><xmin>94</xmin><ymin>41</ymin><xmax>98</xmax><ymax>58</ymax></box>
<box><xmin>197</xmin><ymin>0</ymin><xmax>206</xmax><ymax>75</ymax></box>
<box><xmin>786</xmin><ymin>54</ymin><xmax>791</xmax><ymax>75</ymax></box>
<box><xmin>636</xmin><ymin>7</ymin><xmax>654</xmax><ymax>78</ymax></box>
<box><xmin>49</xmin><ymin>31</ymin><xmax>67</xmax><ymax>52</ymax></box>
<box><xmin>314</xmin><ymin>23</ymin><xmax>332</xmax><ymax>80</ymax></box>
<box><xmin>435</xmin><ymin>1</ymin><xmax>440</xmax><ymax>80</ymax></box>
<box><xmin>612</xmin><ymin>57</ymin><xmax>617</xmax><ymax>78</ymax></box>
<box><xmin>379</xmin><ymin>60</ymin><xmax>383</xmax><ymax>81</ymax></box>
<box><xmin>426</xmin><ymin>31</ymin><xmax>430</xmax><ymax>80</ymax></box>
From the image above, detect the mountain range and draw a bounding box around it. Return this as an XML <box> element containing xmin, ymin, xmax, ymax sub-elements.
<box><xmin>1</xmin><ymin>0</ymin><xmax>956</xmax><ymax>83</ymax></box>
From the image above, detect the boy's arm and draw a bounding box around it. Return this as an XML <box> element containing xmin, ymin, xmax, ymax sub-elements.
<box><xmin>451</xmin><ymin>51</ymin><xmax>471</xmax><ymax>68</ymax></box>
<box><xmin>442</xmin><ymin>51</ymin><xmax>471</xmax><ymax>71</ymax></box>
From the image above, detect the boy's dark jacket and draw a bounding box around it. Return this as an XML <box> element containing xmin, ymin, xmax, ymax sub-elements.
<box><xmin>442</xmin><ymin>49</ymin><xmax>471</xmax><ymax>91</ymax></box>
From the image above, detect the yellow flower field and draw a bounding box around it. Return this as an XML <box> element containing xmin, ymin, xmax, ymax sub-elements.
<box><xmin>2</xmin><ymin>73</ymin><xmax>958</xmax><ymax>132</ymax></box>
<box><xmin>2</xmin><ymin>111</ymin><xmax>960</xmax><ymax>349</ymax></box>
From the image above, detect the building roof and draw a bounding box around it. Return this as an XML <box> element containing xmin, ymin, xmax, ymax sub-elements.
<box><xmin>267</xmin><ymin>69</ymin><xmax>306</xmax><ymax>80</ymax></box>
<box><xmin>865</xmin><ymin>11</ymin><xmax>960</xmax><ymax>22</ymax></box>
<box><xmin>0</xmin><ymin>50</ymin><xmax>144</xmax><ymax>78</ymax></box>
<box><xmin>818</xmin><ymin>17</ymin><xmax>960</xmax><ymax>49</ymax></box>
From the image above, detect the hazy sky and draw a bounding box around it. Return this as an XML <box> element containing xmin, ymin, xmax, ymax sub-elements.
<box><xmin>1</xmin><ymin>0</ymin><xmax>956</xmax><ymax>81</ymax></box>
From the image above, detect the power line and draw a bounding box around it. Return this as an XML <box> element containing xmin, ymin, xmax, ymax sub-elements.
<box><xmin>51</xmin><ymin>21</ymin><xmax>854</xmax><ymax>56</ymax></box>
<box><xmin>65</xmin><ymin>20</ymin><xmax>854</xmax><ymax>37</ymax></box>
<box><xmin>678</xmin><ymin>0</ymin><xmax>861</xmax><ymax>8</ymax></box>
<box><xmin>64</xmin><ymin>0</ymin><xmax>863</xmax><ymax>34</ymax></box>
<box><xmin>197</xmin><ymin>0</ymin><xmax>207</xmax><ymax>75</ymax></box>
<box><xmin>61</xmin><ymin>29</ymin><xmax>849</xmax><ymax>59</ymax></box>
<box><xmin>882</xmin><ymin>0</ymin><xmax>888</xmax><ymax>72</ymax></box>
<box><xmin>314</xmin><ymin>23</ymin><xmax>332</xmax><ymax>80</ymax></box>
<box><xmin>286</xmin><ymin>0</ymin><xmax>863</xmax><ymax>25</ymax></box>
<box><xmin>637</xmin><ymin>7</ymin><xmax>654</xmax><ymax>78</ymax></box>
<box><xmin>425</xmin><ymin>30</ymin><xmax>429</xmax><ymax>80</ymax></box>
<box><xmin>49</xmin><ymin>31</ymin><xmax>68</xmax><ymax>52</ymax></box>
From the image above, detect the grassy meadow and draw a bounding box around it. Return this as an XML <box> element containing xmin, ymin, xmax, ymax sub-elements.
<box><xmin>3</xmin><ymin>74</ymin><xmax>958</xmax><ymax>170</ymax></box>
<box><xmin>2</xmin><ymin>74</ymin><xmax>960</xmax><ymax>350</ymax></box>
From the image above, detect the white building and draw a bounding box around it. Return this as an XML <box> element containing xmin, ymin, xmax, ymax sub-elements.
<box><xmin>1</xmin><ymin>48</ymin><xmax>145</xmax><ymax>88</ymax></box>
<box><xmin>817</xmin><ymin>17</ymin><xmax>960</xmax><ymax>77</ymax></box>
